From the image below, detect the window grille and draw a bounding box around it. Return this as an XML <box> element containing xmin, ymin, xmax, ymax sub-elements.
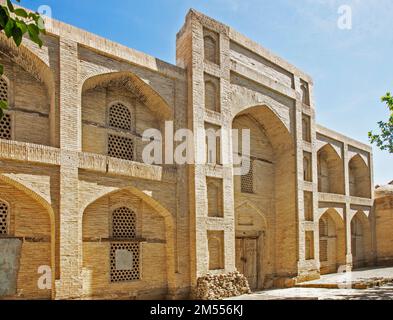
<box><xmin>110</xmin><ymin>242</ymin><xmax>140</xmax><ymax>282</ymax></box>
<box><xmin>241</xmin><ymin>162</ymin><xmax>254</xmax><ymax>194</ymax></box>
<box><xmin>109</xmin><ymin>103</ymin><xmax>132</xmax><ymax>131</ymax></box>
<box><xmin>108</xmin><ymin>134</ymin><xmax>134</xmax><ymax>161</ymax></box>
<box><xmin>112</xmin><ymin>207</ymin><xmax>136</xmax><ymax>239</ymax></box>
<box><xmin>0</xmin><ymin>200</ymin><xmax>9</xmax><ymax>235</ymax></box>
<box><xmin>0</xmin><ymin>114</ymin><xmax>11</xmax><ymax>140</ymax></box>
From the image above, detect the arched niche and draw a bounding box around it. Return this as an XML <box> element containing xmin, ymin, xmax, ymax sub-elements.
<box><xmin>317</xmin><ymin>144</ymin><xmax>344</xmax><ymax>194</ymax></box>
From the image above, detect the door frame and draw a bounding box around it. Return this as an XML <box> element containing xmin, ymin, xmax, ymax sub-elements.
<box><xmin>235</xmin><ymin>234</ymin><xmax>261</xmax><ymax>291</ymax></box>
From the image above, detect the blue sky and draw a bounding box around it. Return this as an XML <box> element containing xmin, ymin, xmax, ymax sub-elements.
<box><xmin>21</xmin><ymin>0</ymin><xmax>393</xmax><ymax>185</ymax></box>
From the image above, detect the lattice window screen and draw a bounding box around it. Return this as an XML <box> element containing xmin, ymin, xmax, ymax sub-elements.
<box><xmin>110</xmin><ymin>242</ymin><xmax>140</xmax><ymax>282</ymax></box>
<box><xmin>112</xmin><ymin>207</ymin><xmax>136</xmax><ymax>239</ymax></box>
<box><xmin>0</xmin><ymin>200</ymin><xmax>9</xmax><ymax>235</ymax></box>
<box><xmin>0</xmin><ymin>114</ymin><xmax>11</xmax><ymax>140</ymax></box>
<box><xmin>0</xmin><ymin>77</ymin><xmax>8</xmax><ymax>102</ymax></box>
<box><xmin>109</xmin><ymin>103</ymin><xmax>132</xmax><ymax>131</ymax></box>
<box><xmin>108</xmin><ymin>134</ymin><xmax>134</xmax><ymax>161</ymax></box>
<box><xmin>241</xmin><ymin>161</ymin><xmax>254</xmax><ymax>194</ymax></box>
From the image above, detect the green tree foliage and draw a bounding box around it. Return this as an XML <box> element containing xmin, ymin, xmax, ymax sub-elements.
<box><xmin>369</xmin><ymin>92</ymin><xmax>393</xmax><ymax>153</ymax></box>
<box><xmin>0</xmin><ymin>0</ymin><xmax>45</xmax><ymax>118</ymax></box>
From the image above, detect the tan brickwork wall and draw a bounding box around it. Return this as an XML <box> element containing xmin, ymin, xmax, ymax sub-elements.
<box><xmin>0</xmin><ymin>5</ymin><xmax>379</xmax><ymax>300</ymax></box>
<box><xmin>375</xmin><ymin>193</ymin><xmax>393</xmax><ymax>264</ymax></box>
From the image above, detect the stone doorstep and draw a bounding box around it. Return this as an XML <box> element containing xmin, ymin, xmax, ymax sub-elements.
<box><xmin>295</xmin><ymin>278</ymin><xmax>393</xmax><ymax>290</ymax></box>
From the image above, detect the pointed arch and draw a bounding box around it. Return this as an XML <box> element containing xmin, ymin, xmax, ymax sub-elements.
<box><xmin>318</xmin><ymin>208</ymin><xmax>345</xmax><ymax>274</ymax></box>
<box><xmin>0</xmin><ymin>173</ymin><xmax>56</xmax><ymax>298</ymax></box>
<box><xmin>235</xmin><ymin>200</ymin><xmax>268</xmax><ymax>230</ymax></box>
<box><xmin>81</xmin><ymin>71</ymin><xmax>172</xmax><ymax>120</ymax></box>
<box><xmin>349</xmin><ymin>154</ymin><xmax>371</xmax><ymax>198</ymax></box>
<box><xmin>317</xmin><ymin>143</ymin><xmax>344</xmax><ymax>194</ymax></box>
<box><xmin>350</xmin><ymin>210</ymin><xmax>372</xmax><ymax>268</ymax></box>
<box><xmin>232</xmin><ymin>104</ymin><xmax>297</xmax><ymax>288</ymax></box>
<box><xmin>82</xmin><ymin>186</ymin><xmax>176</xmax><ymax>297</ymax></box>
<box><xmin>0</xmin><ymin>34</ymin><xmax>57</xmax><ymax>146</ymax></box>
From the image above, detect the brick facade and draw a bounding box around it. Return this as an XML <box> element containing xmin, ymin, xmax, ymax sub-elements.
<box><xmin>0</xmin><ymin>7</ymin><xmax>390</xmax><ymax>299</ymax></box>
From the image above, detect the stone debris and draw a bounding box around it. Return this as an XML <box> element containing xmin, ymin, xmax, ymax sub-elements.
<box><xmin>193</xmin><ymin>271</ymin><xmax>251</xmax><ymax>300</ymax></box>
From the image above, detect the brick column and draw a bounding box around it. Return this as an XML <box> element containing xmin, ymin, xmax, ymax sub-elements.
<box><xmin>176</xmin><ymin>11</ymin><xmax>235</xmax><ymax>287</ymax></box>
<box><xmin>295</xmin><ymin>76</ymin><xmax>319</xmax><ymax>280</ymax></box>
<box><xmin>55</xmin><ymin>37</ymin><xmax>83</xmax><ymax>299</ymax></box>
<box><xmin>343</xmin><ymin>143</ymin><xmax>353</xmax><ymax>268</ymax></box>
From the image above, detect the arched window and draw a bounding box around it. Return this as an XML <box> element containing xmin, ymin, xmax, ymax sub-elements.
<box><xmin>108</xmin><ymin>102</ymin><xmax>132</xmax><ymax>131</ymax></box>
<box><xmin>0</xmin><ymin>77</ymin><xmax>11</xmax><ymax>141</ymax></box>
<box><xmin>0</xmin><ymin>199</ymin><xmax>9</xmax><ymax>235</ymax></box>
<box><xmin>204</xmin><ymin>35</ymin><xmax>218</xmax><ymax>64</ymax></box>
<box><xmin>110</xmin><ymin>207</ymin><xmax>140</xmax><ymax>282</ymax></box>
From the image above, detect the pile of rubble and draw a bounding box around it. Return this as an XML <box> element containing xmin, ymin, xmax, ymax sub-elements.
<box><xmin>193</xmin><ymin>271</ymin><xmax>251</xmax><ymax>300</ymax></box>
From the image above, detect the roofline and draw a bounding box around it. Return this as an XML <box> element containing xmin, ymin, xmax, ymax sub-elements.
<box><xmin>185</xmin><ymin>8</ymin><xmax>314</xmax><ymax>84</ymax></box>
<box><xmin>10</xmin><ymin>2</ymin><xmax>186</xmax><ymax>81</ymax></box>
<box><xmin>316</xmin><ymin>124</ymin><xmax>373</xmax><ymax>152</ymax></box>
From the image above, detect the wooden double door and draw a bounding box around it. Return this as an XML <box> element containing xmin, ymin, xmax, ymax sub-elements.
<box><xmin>235</xmin><ymin>237</ymin><xmax>259</xmax><ymax>290</ymax></box>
